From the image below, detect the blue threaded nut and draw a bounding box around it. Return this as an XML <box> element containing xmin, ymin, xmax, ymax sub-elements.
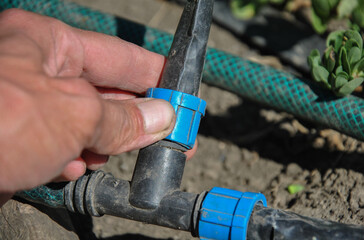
<box><xmin>146</xmin><ymin>88</ymin><xmax>206</xmax><ymax>149</ymax></box>
<box><xmin>199</xmin><ymin>187</ymin><xmax>267</xmax><ymax>240</ymax></box>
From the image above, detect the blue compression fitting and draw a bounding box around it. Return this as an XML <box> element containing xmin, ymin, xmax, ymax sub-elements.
<box><xmin>199</xmin><ymin>187</ymin><xmax>267</xmax><ymax>240</ymax></box>
<box><xmin>146</xmin><ymin>88</ymin><xmax>206</xmax><ymax>149</ymax></box>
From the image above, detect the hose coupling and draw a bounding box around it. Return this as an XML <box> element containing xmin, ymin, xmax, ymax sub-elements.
<box><xmin>198</xmin><ymin>187</ymin><xmax>267</xmax><ymax>240</ymax></box>
<box><xmin>146</xmin><ymin>88</ymin><xmax>206</xmax><ymax>149</ymax></box>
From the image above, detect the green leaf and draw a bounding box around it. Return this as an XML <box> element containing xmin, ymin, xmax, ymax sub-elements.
<box><xmin>308</xmin><ymin>49</ymin><xmax>322</xmax><ymax>68</ymax></box>
<box><xmin>328</xmin><ymin>0</ymin><xmax>340</xmax><ymax>8</ymax></box>
<box><xmin>337</xmin><ymin>70</ymin><xmax>350</xmax><ymax>79</ymax></box>
<box><xmin>287</xmin><ymin>184</ymin><xmax>305</xmax><ymax>194</ymax></box>
<box><xmin>329</xmin><ymin>73</ymin><xmax>336</xmax><ymax>87</ymax></box>
<box><xmin>313</xmin><ymin>66</ymin><xmax>331</xmax><ymax>88</ymax></box>
<box><xmin>348</xmin><ymin>46</ymin><xmax>362</xmax><ymax>65</ymax></box>
<box><xmin>335</xmin><ymin>65</ymin><xmax>344</xmax><ymax>75</ymax></box>
<box><xmin>324</xmin><ymin>46</ymin><xmax>336</xmax><ymax>72</ymax></box>
<box><xmin>344</xmin><ymin>30</ymin><xmax>363</xmax><ymax>51</ymax></box>
<box><xmin>324</xmin><ymin>45</ymin><xmax>333</xmax><ymax>59</ymax></box>
<box><xmin>335</xmin><ymin>75</ymin><xmax>349</xmax><ymax>89</ymax></box>
<box><xmin>345</xmin><ymin>39</ymin><xmax>361</xmax><ymax>51</ymax></box>
<box><xmin>353</xmin><ymin>58</ymin><xmax>364</xmax><ymax>74</ymax></box>
<box><xmin>337</xmin><ymin>77</ymin><xmax>364</xmax><ymax>96</ymax></box>
<box><xmin>230</xmin><ymin>1</ymin><xmax>256</xmax><ymax>20</ymax></box>
<box><xmin>351</xmin><ymin>23</ymin><xmax>361</xmax><ymax>32</ymax></box>
<box><xmin>327</xmin><ymin>30</ymin><xmax>345</xmax><ymax>52</ymax></box>
<box><xmin>311</xmin><ymin>8</ymin><xmax>328</xmax><ymax>34</ymax></box>
<box><xmin>352</xmin><ymin>7</ymin><xmax>364</xmax><ymax>28</ymax></box>
<box><xmin>312</xmin><ymin>0</ymin><xmax>331</xmax><ymax>19</ymax></box>
<box><xmin>341</xmin><ymin>47</ymin><xmax>351</xmax><ymax>74</ymax></box>
<box><xmin>337</xmin><ymin>0</ymin><xmax>358</xmax><ymax>18</ymax></box>
<box><xmin>338</xmin><ymin>47</ymin><xmax>344</xmax><ymax>66</ymax></box>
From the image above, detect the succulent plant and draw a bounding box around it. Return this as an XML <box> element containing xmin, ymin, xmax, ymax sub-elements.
<box><xmin>311</xmin><ymin>0</ymin><xmax>364</xmax><ymax>34</ymax></box>
<box><xmin>308</xmin><ymin>29</ymin><xmax>364</xmax><ymax>97</ymax></box>
<box><xmin>230</xmin><ymin>0</ymin><xmax>285</xmax><ymax>20</ymax></box>
<box><xmin>352</xmin><ymin>0</ymin><xmax>364</xmax><ymax>29</ymax></box>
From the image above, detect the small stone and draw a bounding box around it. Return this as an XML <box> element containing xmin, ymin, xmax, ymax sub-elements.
<box><xmin>292</xmin><ymin>119</ymin><xmax>309</xmax><ymax>134</ymax></box>
<box><xmin>309</xmin><ymin>170</ymin><xmax>322</xmax><ymax>185</ymax></box>
<box><xmin>313</xmin><ymin>137</ymin><xmax>325</xmax><ymax>149</ymax></box>
<box><xmin>319</xmin><ymin>129</ymin><xmax>333</xmax><ymax>138</ymax></box>
<box><xmin>260</xmin><ymin>109</ymin><xmax>287</xmax><ymax>122</ymax></box>
<box><xmin>218</xmin><ymin>142</ymin><xmax>226</xmax><ymax>150</ymax></box>
<box><xmin>328</xmin><ymin>134</ymin><xmax>345</xmax><ymax>151</ymax></box>
<box><xmin>280</xmin><ymin>122</ymin><xmax>297</xmax><ymax>137</ymax></box>
<box><xmin>286</xmin><ymin>163</ymin><xmax>303</xmax><ymax>176</ymax></box>
<box><xmin>319</xmin><ymin>130</ymin><xmax>345</xmax><ymax>151</ymax></box>
<box><xmin>241</xmin><ymin>149</ymin><xmax>254</xmax><ymax>161</ymax></box>
<box><xmin>345</xmin><ymin>137</ymin><xmax>358</xmax><ymax>153</ymax></box>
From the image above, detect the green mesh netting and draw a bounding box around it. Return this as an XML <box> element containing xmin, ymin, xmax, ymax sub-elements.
<box><xmin>2</xmin><ymin>0</ymin><xmax>364</xmax><ymax>206</ymax></box>
<box><xmin>2</xmin><ymin>0</ymin><xmax>363</xmax><ymax>141</ymax></box>
<box><xmin>15</xmin><ymin>185</ymin><xmax>65</xmax><ymax>207</ymax></box>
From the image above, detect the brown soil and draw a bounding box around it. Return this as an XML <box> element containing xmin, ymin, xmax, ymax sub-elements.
<box><xmin>1</xmin><ymin>1</ymin><xmax>364</xmax><ymax>239</ymax></box>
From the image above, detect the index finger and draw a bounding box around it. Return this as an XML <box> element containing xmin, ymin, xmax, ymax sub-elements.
<box><xmin>0</xmin><ymin>9</ymin><xmax>165</xmax><ymax>93</ymax></box>
<box><xmin>77</xmin><ymin>28</ymin><xmax>166</xmax><ymax>93</ymax></box>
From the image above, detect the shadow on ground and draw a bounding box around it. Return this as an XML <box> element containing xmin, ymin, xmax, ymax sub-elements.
<box><xmin>199</xmin><ymin>98</ymin><xmax>364</xmax><ymax>175</ymax></box>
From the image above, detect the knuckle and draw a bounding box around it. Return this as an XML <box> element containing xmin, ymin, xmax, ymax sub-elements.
<box><xmin>46</xmin><ymin>15</ymin><xmax>68</xmax><ymax>32</ymax></box>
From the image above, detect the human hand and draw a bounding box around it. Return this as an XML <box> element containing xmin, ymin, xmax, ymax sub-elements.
<box><xmin>0</xmin><ymin>9</ymin><xmax>197</xmax><ymax>204</ymax></box>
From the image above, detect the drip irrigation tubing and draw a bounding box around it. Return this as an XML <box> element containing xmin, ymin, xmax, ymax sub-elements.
<box><xmin>2</xmin><ymin>1</ymin><xmax>364</xmax><ymax>239</ymax></box>
<box><xmin>1</xmin><ymin>0</ymin><xmax>364</xmax><ymax>142</ymax></box>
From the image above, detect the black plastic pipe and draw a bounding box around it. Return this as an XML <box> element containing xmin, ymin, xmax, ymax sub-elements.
<box><xmin>159</xmin><ymin>0</ymin><xmax>213</xmax><ymax>96</ymax></box>
<box><xmin>63</xmin><ymin>171</ymin><xmax>364</xmax><ymax>239</ymax></box>
<box><xmin>7</xmin><ymin>0</ymin><xmax>364</xmax><ymax>238</ymax></box>
<box><xmin>247</xmin><ymin>205</ymin><xmax>364</xmax><ymax>240</ymax></box>
<box><xmin>129</xmin><ymin>143</ymin><xmax>187</xmax><ymax>209</ymax></box>
<box><xmin>128</xmin><ymin>0</ymin><xmax>213</xmax><ymax>211</ymax></box>
<box><xmin>64</xmin><ymin>171</ymin><xmax>204</xmax><ymax>234</ymax></box>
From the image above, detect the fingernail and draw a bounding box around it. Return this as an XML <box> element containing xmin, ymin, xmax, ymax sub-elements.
<box><xmin>138</xmin><ymin>99</ymin><xmax>175</xmax><ymax>134</ymax></box>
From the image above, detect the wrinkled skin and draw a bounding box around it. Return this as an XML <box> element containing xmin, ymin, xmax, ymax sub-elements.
<box><xmin>0</xmin><ymin>9</ymin><xmax>197</xmax><ymax>206</ymax></box>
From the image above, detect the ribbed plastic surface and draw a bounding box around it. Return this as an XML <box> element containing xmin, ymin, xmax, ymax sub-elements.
<box><xmin>146</xmin><ymin>88</ymin><xmax>206</xmax><ymax>149</ymax></box>
<box><xmin>199</xmin><ymin>187</ymin><xmax>267</xmax><ymax>240</ymax></box>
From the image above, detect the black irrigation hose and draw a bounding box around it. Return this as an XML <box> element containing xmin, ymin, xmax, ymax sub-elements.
<box><xmin>247</xmin><ymin>205</ymin><xmax>364</xmax><ymax>240</ymax></box>
<box><xmin>2</xmin><ymin>0</ymin><xmax>364</xmax><ymax>150</ymax></box>
<box><xmin>1</xmin><ymin>0</ymin><xmax>364</xmax><ymax>239</ymax></box>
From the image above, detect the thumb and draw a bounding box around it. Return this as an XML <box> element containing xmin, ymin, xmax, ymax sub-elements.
<box><xmin>88</xmin><ymin>98</ymin><xmax>175</xmax><ymax>155</ymax></box>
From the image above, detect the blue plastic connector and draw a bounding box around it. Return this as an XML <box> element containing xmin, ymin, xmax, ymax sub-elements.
<box><xmin>146</xmin><ymin>88</ymin><xmax>206</xmax><ymax>149</ymax></box>
<box><xmin>198</xmin><ymin>187</ymin><xmax>267</xmax><ymax>240</ymax></box>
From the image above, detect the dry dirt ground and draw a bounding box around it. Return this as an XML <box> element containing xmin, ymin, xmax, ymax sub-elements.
<box><xmin>2</xmin><ymin>0</ymin><xmax>364</xmax><ymax>239</ymax></box>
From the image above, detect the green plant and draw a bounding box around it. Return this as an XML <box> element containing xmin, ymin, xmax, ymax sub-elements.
<box><xmin>311</xmin><ymin>0</ymin><xmax>364</xmax><ymax>34</ymax></box>
<box><xmin>352</xmin><ymin>0</ymin><xmax>364</xmax><ymax>29</ymax></box>
<box><xmin>310</xmin><ymin>0</ymin><xmax>338</xmax><ymax>33</ymax></box>
<box><xmin>287</xmin><ymin>184</ymin><xmax>305</xmax><ymax>194</ymax></box>
<box><xmin>308</xmin><ymin>29</ymin><xmax>364</xmax><ymax>97</ymax></box>
<box><xmin>230</xmin><ymin>0</ymin><xmax>285</xmax><ymax>20</ymax></box>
